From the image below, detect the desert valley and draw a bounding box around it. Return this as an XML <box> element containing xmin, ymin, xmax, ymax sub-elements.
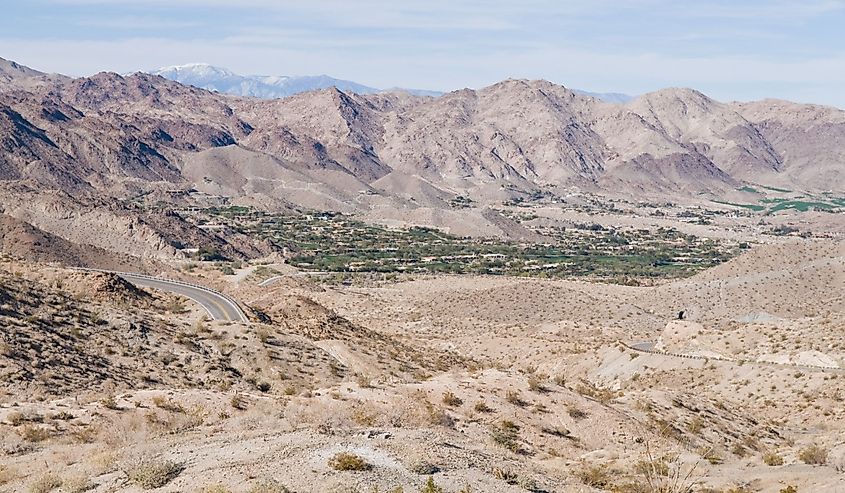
<box><xmin>0</xmin><ymin>51</ymin><xmax>843</xmax><ymax>493</ymax></box>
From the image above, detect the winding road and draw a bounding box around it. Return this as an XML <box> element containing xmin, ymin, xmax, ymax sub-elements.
<box><xmin>76</xmin><ymin>268</ymin><xmax>248</xmax><ymax>322</ymax></box>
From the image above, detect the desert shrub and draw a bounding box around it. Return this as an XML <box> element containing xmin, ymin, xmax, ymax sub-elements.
<box><xmin>7</xmin><ymin>411</ymin><xmax>26</xmax><ymax>426</ymax></box>
<box><xmin>491</xmin><ymin>421</ymin><xmax>521</xmax><ymax>453</ymax></box>
<box><xmin>575</xmin><ymin>382</ymin><xmax>615</xmax><ymax>404</ymax></box>
<box><xmin>152</xmin><ymin>395</ymin><xmax>184</xmax><ymax>412</ymax></box>
<box><xmin>540</xmin><ymin>425</ymin><xmax>572</xmax><ymax>438</ymax></box>
<box><xmin>199</xmin><ymin>485</ymin><xmax>232</xmax><ymax>493</ymax></box>
<box><xmin>247</xmin><ymin>479</ymin><xmax>291</xmax><ymax>493</ymax></box>
<box><xmin>27</xmin><ymin>474</ymin><xmax>61</xmax><ymax>493</ymax></box>
<box><xmin>356</xmin><ymin>374</ymin><xmax>373</xmax><ymax>388</ymax></box>
<box><xmin>408</xmin><ymin>461</ymin><xmax>440</xmax><ymax>475</ymax></box>
<box><xmin>577</xmin><ymin>464</ymin><xmax>613</xmax><ymax>489</ymax></box>
<box><xmin>419</xmin><ymin>476</ymin><xmax>443</xmax><ymax>493</ymax></box>
<box><xmin>100</xmin><ymin>396</ymin><xmax>120</xmax><ymax>410</ymax></box>
<box><xmin>124</xmin><ymin>458</ymin><xmax>183</xmax><ymax>489</ymax></box>
<box><xmin>230</xmin><ymin>394</ymin><xmax>247</xmax><ymax>410</ymax></box>
<box><xmin>505</xmin><ymin>390</ymin><xmax>526</xmax><ymax>407</ymax></box>
<box><xmin>731</xmin><ymin>442</ymin><xmax>748</xmax><ymax>458</ymax></box>
<box><xmin>441</xmin><ymin>391</ymin><xmax>463</xmax><ymax>407</ymax></box>
<box><xmin>779</xmin><ymin>486</ymin><xmax>798</xmax><ymax>493</ymax></box>
<box><xmin>473</xmin><ymin>400</ymin><xmax>493</xmax><ymax>413</ymax></box>
<box><xmin>686</xmin><ymin>416</ymin><xmax>704</xmax><ymax>434</ymax></box>
<box><xmin>527</xmin><ymin>375</ymin><xmax>548</xmax><ymax>393</ymax></box>
<box><xmin>567</xmin><ymin>405</ymin><xmax>588</xmax><ymax>419</ymax></box>
<box><xmin>763</xmin><ymin>451</ymin><xmax>784</xmax><ymax>466</ymax></box>
<box><xmin>61</xmin><ymin>475</ymin><xmax>94</xmax><ymax>493</ymax></box>
<box><xmin>51</xmin><ymin>411</ymin><xmax>74</xmax><ymax>421</ymax></box>
<box><xmin>328</xmin><ymin>452</ymin><xmax>372</xmax><ymax>471</ymax></box>
<box><xmin>492</xmin><ymin>467</ymin><xmax>519</xmax><ymax>484</ymax></box>
<box><xmin>19</xmin><ymin>425</ymin><xmax>51</xmax><ymax>442</ymax></box>
<box><xmin>0</xmin><ymin>465</ymin><xmax>17</xmax><ymax>485</ymax></box>
<box><xmin>798</xmin><ymin>444</ymin><xmax>828</xmax><ymax>465</ymax></box>
<box><xmin>633</xmin><ymin>458</ymin><xmax>670</xmax><ymax>477</ymax></box>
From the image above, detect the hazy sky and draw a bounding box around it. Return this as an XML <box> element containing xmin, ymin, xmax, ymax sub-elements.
<box><xmin>3</xmin><ymin>0</ymin><xmax>845</xmax><ymax>107</ymax></box>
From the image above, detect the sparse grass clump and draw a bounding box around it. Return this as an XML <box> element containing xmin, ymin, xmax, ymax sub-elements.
<box><xmin>419</xmin><ymin>476</ymin><xmax>443</xmax><ymax>493</ymax></box>
<box><xmin>328</xmin><ymin>452</ymin><xmax>372</xmax><ymax>471</ymax></box>
<box><xmin>0</xmin><ymin>465</ymin><xmax>17</xmax><ymax>485</ymax></box>
<box><xmin>577</xmin><ymin>464</ymin><xmax>613</xmax><ymax>489</ymax></box>
<box><xmin>491</xmin><ymin>420</ymin><xmax>521</xmax><ymax>453</ymax></box>
<box><xmin>230</xmin><ymin>394</ymin><xmax>247</xmax><ymax>410</ymax></box>
<box><xmin>763</xmin><ymin>451</ymin><xmax>784</xmax><ymax>466</ymax></box>
<box><xmin>124</xmin><ymin>458</ymin><xmax>183</xmax><ymax>489</ymax></box>
<box><xmin>505</xmin><ymin>390</ymin><xmax>526</xmax><ymax>407</ymax></box>
<box><xmin>27</xmin><ymin>474</ymin><xmax>62</xmax><ymax>493</ymax></box>
<box><xmin>441</xmin><ymin>391</ymin><xmax>463</xmax><ymax>407</ymax></box>
<box><xmin>247</xmin><ymin>479</ymin><xmax>291</xmax><ymax>493</ymax></box>
<box><xmin>152</xmin><ymin>395</ymin><xmax>184</xmax><ymax>412</ymax></box>
<box><xmin>19</xmin><ymin>425</ymin><xmax>51</xmax><ymax>442</ymax></box>
<box><xmin>473</xmin><ymin>400</ymin><xmax>494</xmax><ymax>413</ymax></box>
<box><xmin>61</xmin><ymin>475</ymin><xmax>94</xmax><ymax>493</ymax></box>
<box><xmin>798</xmin><ymin>444</ymin><xmax>828</xmax><ymax>465</ymax></box>
<box><xmin>527</xmin><ymin>375</ymin><xmax>548</xmax><ymax>393</ymax></box>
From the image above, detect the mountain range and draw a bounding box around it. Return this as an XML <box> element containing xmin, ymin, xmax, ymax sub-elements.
<box><xmin>0</xmin><ymin>54</ymin><xmax>843</xmax><ymax>258</ymax></box>
<box><xmin>149</xmin><ymin>63</ymin><xmax>443</xmax><ymax>98</ymax></box>
<box><xmin>148</xmin><ymin>63</ymin><xmax>632</xmax><ymax>103</ymax></box>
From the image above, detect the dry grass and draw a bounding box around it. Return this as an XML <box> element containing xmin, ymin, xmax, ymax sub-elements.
<box><xmin>247</xmin><ymin>479</ymin><xmax>291</xmax><ymax>493</ymax></box>
<box><xmin>27</xmin><ymin>474</ymin><xmax>62</xmax><ymax>493</ymax></box>
<box><xmin>124</xmin><ymin>457</ymin><xmax>183</xmax><ymax>489</ymax></box>
<box><xmin>441</xmin><ymin>391</ymin><xmax>463</xmax><ymax>407</ymax></box>
<box><xmin>798</xmin><ymin>444</ymin><xmax>828</xmax><ymax>465</ymax></box>
<box><xmin>61</xmin><ymin>475</ymin><xmax>94</xmax><ymax>493</ymax></box>
<box><xmin>328</xmin><ymin>452</ymin><xmax>372</xmax><ymax>471</ymax></box>
<box><xmin>763</xmin><ymin>451</ymin><xmax>785</xmax><ymax>466</ymax></box>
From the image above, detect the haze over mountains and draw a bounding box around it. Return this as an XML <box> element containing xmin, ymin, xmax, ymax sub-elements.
<box><xmin>149</xmin><ymin>63</ymin><xmax>443</xmax><ymax>98</ymax></box>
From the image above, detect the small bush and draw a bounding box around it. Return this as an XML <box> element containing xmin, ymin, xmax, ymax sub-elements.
<box><xmin>408</xmin><ymin>461</ymin><xmax>440</xmax><ymax>475</ymax></box>
<box><xmin>567</xmin><ymin>405</ymin><xmax>588</xmax><ymax>419</ymax></box>
<box><xmin>27</xmin><ymin>474</ymin><xmax>62</xmax><ymax>493</ymax></box>
<box><xmin>124</xmin><ymin>458</ymin><xmax>183</xmax><ymax>489</ymax></box>
<box><xmin>633</xmin><ymin>459</ymin><xmax>669</xmax><ymax>477</ymax></box>
<box><xmin>199</xmin><ymin>485</ymin><xmax>232</xmax><ymax>493</ymax></box>
<box><xmin>0</xmin><ymin>465</ymin><xmax>17</xmax><ymax>485</ymax></box>
<box><xmin>798</xmin><ymin>444</ymin><xmax>828</xmax><ymax>465</ymax></box>
<box><xmin>61</xmin><ymin>475</ymin><xmax>94</xmax><ymax>493</ymax></box>
<box><xmin>577</xmin><ymin>464</ymin><xmax>612</xmax><ymax>489</ymax></box>
<box><xmin>779</xmin><ymin>487</ymin><xmax>798</xmax><ymax>493</ymax></box>
<box><xmin>230</xmin><ymin>394</ymin><xmax>247</xmax><ymax>410</ymax></box>
<box><xmin>247</xmin><ymin>479</ymin><xmax>291</xmax><ymax>493</ymax></box>
<box><xmin>763</xmin><ymin>451</ymin><xmax>784</xmax><ymax>466</ymax></box>
<box><xmin>473</xmin><ymin>400</ymin><xmax>493</xmax><ymax>413</ymax></box>
<box><xmin>505</xmin><ymin>390</ymin><xmax>526</xmax><ymax>407</ymax></box>
<box><xmin>527</xmin><ymin>375</ymin><xmax>548</xmax><ymax>393</ymax></box>
<box><xmin>441</xmin><ymin>391</ymin><xmax>463</xmax><ymax>407</ymax></box>
<box><xmin>419</xmin><ymin>477</ymin><xmax>443</xmax><ymax>493</ymax></box>
<box><xmin>152</xmin><ymin>395</ymin><xmax>184</xmax><ymax>413</ymax></box>
<box><xmin>328</xmin><ymin>452</ymin><xmax>371</xmax><ymax>471</ymax></box>
<box><xmin>19</xmin><ymin>425</ymin><xmax>51</xmax><ymax>442</ymax></box>
<box><xmin>100</xmin><ymin>396</ymin><xmax>120</xmax><ymax>410</ymax></box>
<box><xmin>491</xmin><ymin>421</ymin><xmax>521</xmax><ymax>453</ymax></box>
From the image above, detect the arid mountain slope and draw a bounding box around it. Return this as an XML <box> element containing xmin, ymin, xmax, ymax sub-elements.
<box><xmin>1</xmin><ymin>56</ymin><xmax>841</xmax><ymax>208</ymax></box>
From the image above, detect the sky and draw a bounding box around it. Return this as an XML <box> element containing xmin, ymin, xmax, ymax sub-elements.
<box><xmin>2</xmin><ymin>0</ymin><xmax>845</xmax><ymax>107</ymax></box>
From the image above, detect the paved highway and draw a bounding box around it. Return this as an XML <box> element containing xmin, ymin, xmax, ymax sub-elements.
<box><xmin>118</xmin><ymin>272</ymin><xmax>248</xmax><ymax>322</ymax></box>
<box><xmin>75</xmin><ymin>268</ymin><xmax>248</xmax><ymax>322</ymax></box>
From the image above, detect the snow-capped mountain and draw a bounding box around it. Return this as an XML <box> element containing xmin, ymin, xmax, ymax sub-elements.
<box><xmin>573</xmin><ymin>89</ymin><xmax>634</xmax><ymax>103</ymax></box>
<box><xmin>149</xmin><ymin>63</ymin><xmax>439</xmax><ymax>98</ymax></box>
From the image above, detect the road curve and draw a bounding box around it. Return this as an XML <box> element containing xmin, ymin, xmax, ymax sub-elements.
<box><xmin>76</xmin><ymin>268</ymin><xmax>248</xmax><ymax>322</ymax></box>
